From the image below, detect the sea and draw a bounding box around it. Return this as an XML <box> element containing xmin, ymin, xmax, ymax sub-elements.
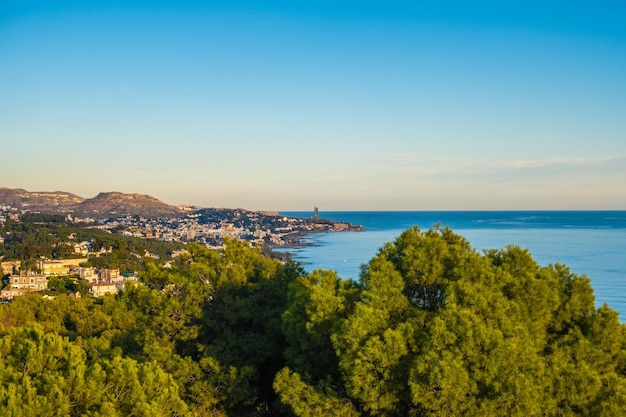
<box><xmin>279</xmin><ymin>211</ymin><xmax>626</xmax><ymax>320</ymax></box>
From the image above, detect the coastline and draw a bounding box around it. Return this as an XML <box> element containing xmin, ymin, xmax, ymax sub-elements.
<box><xmin>264</xmin><ymin>225</ymin><xmax>363</xmax><ymax>263</ymax></box>
<box><xmin>269</xmin><ymin>211</ymin><xmax>626</xmax><ymax>320</ymax></box>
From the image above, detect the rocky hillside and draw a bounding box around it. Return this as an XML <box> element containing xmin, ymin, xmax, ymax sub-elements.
<box><xmin>0</xmin><ymin>187</ymin><xmax>182</xmax><ymax>219</ymax></box>
<box><xmin>75</xmin><ymin>192</ymin><xmax>181</xmax><ymax>218</ymax></box>
<box><xmin>0</xmin><ymin>187</ymin><xmax>84</xmax><ymax>211</ymax></box>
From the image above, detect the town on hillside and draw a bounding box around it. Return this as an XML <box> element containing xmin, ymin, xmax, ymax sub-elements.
<box><xmin>0</xmin><ymin>199</ymin><xmax>362</xmax><ymax>301</ymax></box>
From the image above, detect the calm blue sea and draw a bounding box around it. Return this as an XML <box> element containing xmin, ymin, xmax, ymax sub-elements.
<box><xmin>279</xmin><ymin>211</ymin><xmax>626</xmax><ymax>320</ymax></box>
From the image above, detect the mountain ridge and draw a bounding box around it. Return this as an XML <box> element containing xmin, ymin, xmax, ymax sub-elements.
<box><xmin>0</xmin><ymin>187</ymin><xmax>182</xmax><ymax>219</ymax></box>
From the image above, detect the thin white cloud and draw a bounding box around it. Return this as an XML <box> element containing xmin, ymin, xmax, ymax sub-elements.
<box><xmin>488</xmin><ymin>154</ymin><xmax>626</xmax><ymax>170</ymax></box>
<box><xmin>370</xmin><ymin>154</ymin><xmax>454</xmax><ymax>165</ymax></box>
<box><xmin>360</xmin><ymin>151</ymin><xmax>626</xmax><ymax>184</ymax></box>
<box><xmin>371</xmin><ymin>153</ymin><xmax>626</xmax><ymax>171</ymax></box>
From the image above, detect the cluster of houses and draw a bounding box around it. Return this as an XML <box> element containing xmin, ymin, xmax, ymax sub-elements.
<box><xmin>0</xmin><ymin>258</ymin><xmax>138</xmax><ymax>300</ymax></box>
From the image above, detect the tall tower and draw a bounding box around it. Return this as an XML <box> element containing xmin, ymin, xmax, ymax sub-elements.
<box><xmin>313</xmin><ymin>206</ymin><xmax>319</xmax><ymax>219</ymax></box>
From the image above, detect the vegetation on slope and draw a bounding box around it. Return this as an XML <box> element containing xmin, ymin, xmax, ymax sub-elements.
<box><xmin>1</xmin><ymin>227</ymin><xmax>625</xmax><ymax>416</ymax></box>
<box><xmin>0</xmin><ymin>213</ymin><xmax>185</xmax><ymax>272</ymax></box>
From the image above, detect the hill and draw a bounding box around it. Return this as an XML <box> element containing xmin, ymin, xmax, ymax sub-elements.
<box><xmin>75</xmin><ymin>191</ymin><xmax>181</xmax><ymax>218</ymax></box>
<box><xmin>0</xmin><ymin>187</ymin><xmax>181</xmax><ymax>219</ymax></box>
<box><xmin>0</xmin><ymin>187</ymin><xmax>84</xmax><ymax>212</ymax></box>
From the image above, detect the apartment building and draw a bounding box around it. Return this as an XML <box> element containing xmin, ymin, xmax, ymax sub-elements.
<box><xmin>0</xmin><ymin>272</ymin><xmax>48</xmax><ymax>299</ymax></box>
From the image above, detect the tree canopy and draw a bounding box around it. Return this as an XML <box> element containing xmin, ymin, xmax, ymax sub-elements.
<box><xmin>276</xmin><ymin>226</ymin><xmax>626</xmax><ymax>416</ymax></box>
<box><xmin>1</xmin><ymin>227</ymin><xmax>625</xmax><ymax>416</ymax></box>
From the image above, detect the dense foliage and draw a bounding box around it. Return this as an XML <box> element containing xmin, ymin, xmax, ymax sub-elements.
<box><xmin>0</xmin><ymin>216</ymin><xmax>184</xmax><ymax>272</ymax></box>
<box><xmin>1</xmin><ymin>227</ymin><xmax>625</xmax><ymax>416</ymax></box>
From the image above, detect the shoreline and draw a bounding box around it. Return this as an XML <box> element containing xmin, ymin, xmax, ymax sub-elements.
<box><xmin>263</xmin><ymin>227</ymin><xmax>362</xmax><ymax>263</ymax></box>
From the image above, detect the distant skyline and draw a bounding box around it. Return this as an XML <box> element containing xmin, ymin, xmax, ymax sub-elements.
<box><xmin>1</xmin><ymin>1</ymin><xmax>625</xmax><ymax>210</ymax></box>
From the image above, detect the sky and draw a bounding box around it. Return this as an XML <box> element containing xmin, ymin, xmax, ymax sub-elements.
<box><xmin>1</xmin><ymin>0</ymin><xmax>625</xmax><ymax>211</ymax></box>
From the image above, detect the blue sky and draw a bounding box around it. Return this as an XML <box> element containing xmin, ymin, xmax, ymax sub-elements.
<box><xmin>1</xmin><ymin>1</ymin><xmax>625</xmax><ymax>210</ymax></box>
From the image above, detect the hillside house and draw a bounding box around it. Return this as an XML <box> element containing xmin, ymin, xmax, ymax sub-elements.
<box><xmin>98</xmin><ymin>268</ymin><xmax>120</xmax><ymax>282</ymax></box>
<box><xmin>1</xmin><ymin>260</ymin><xmax>21</xmax><ymax>276</ymax></box>
<box><xmin>37</xmin><ymin>258</ymin><xmax>88</xmax><ymax>276</ymax></box>
<box><xmin>73</xmin><ymin>241</ymin><xmax>91</xmax><ymax>256</ymax></box>
<box><xmin>37</xmin><ymin>260</ymin><xmax>70</xmax><ymax>276</ymax></box>
<box><xmin>76</xmin><ymin>267</ymin><xmax>98</xmax><ymax>283</ymax></box>
<box><xmin>89</xmin><ymin>282</ymin><xmax>118</xmax><ymax>298</ymax></box>
<box><xmin>1</xmin><ymin>272</ymin><xmax>48</xmax><ymax>299</ymax></box>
